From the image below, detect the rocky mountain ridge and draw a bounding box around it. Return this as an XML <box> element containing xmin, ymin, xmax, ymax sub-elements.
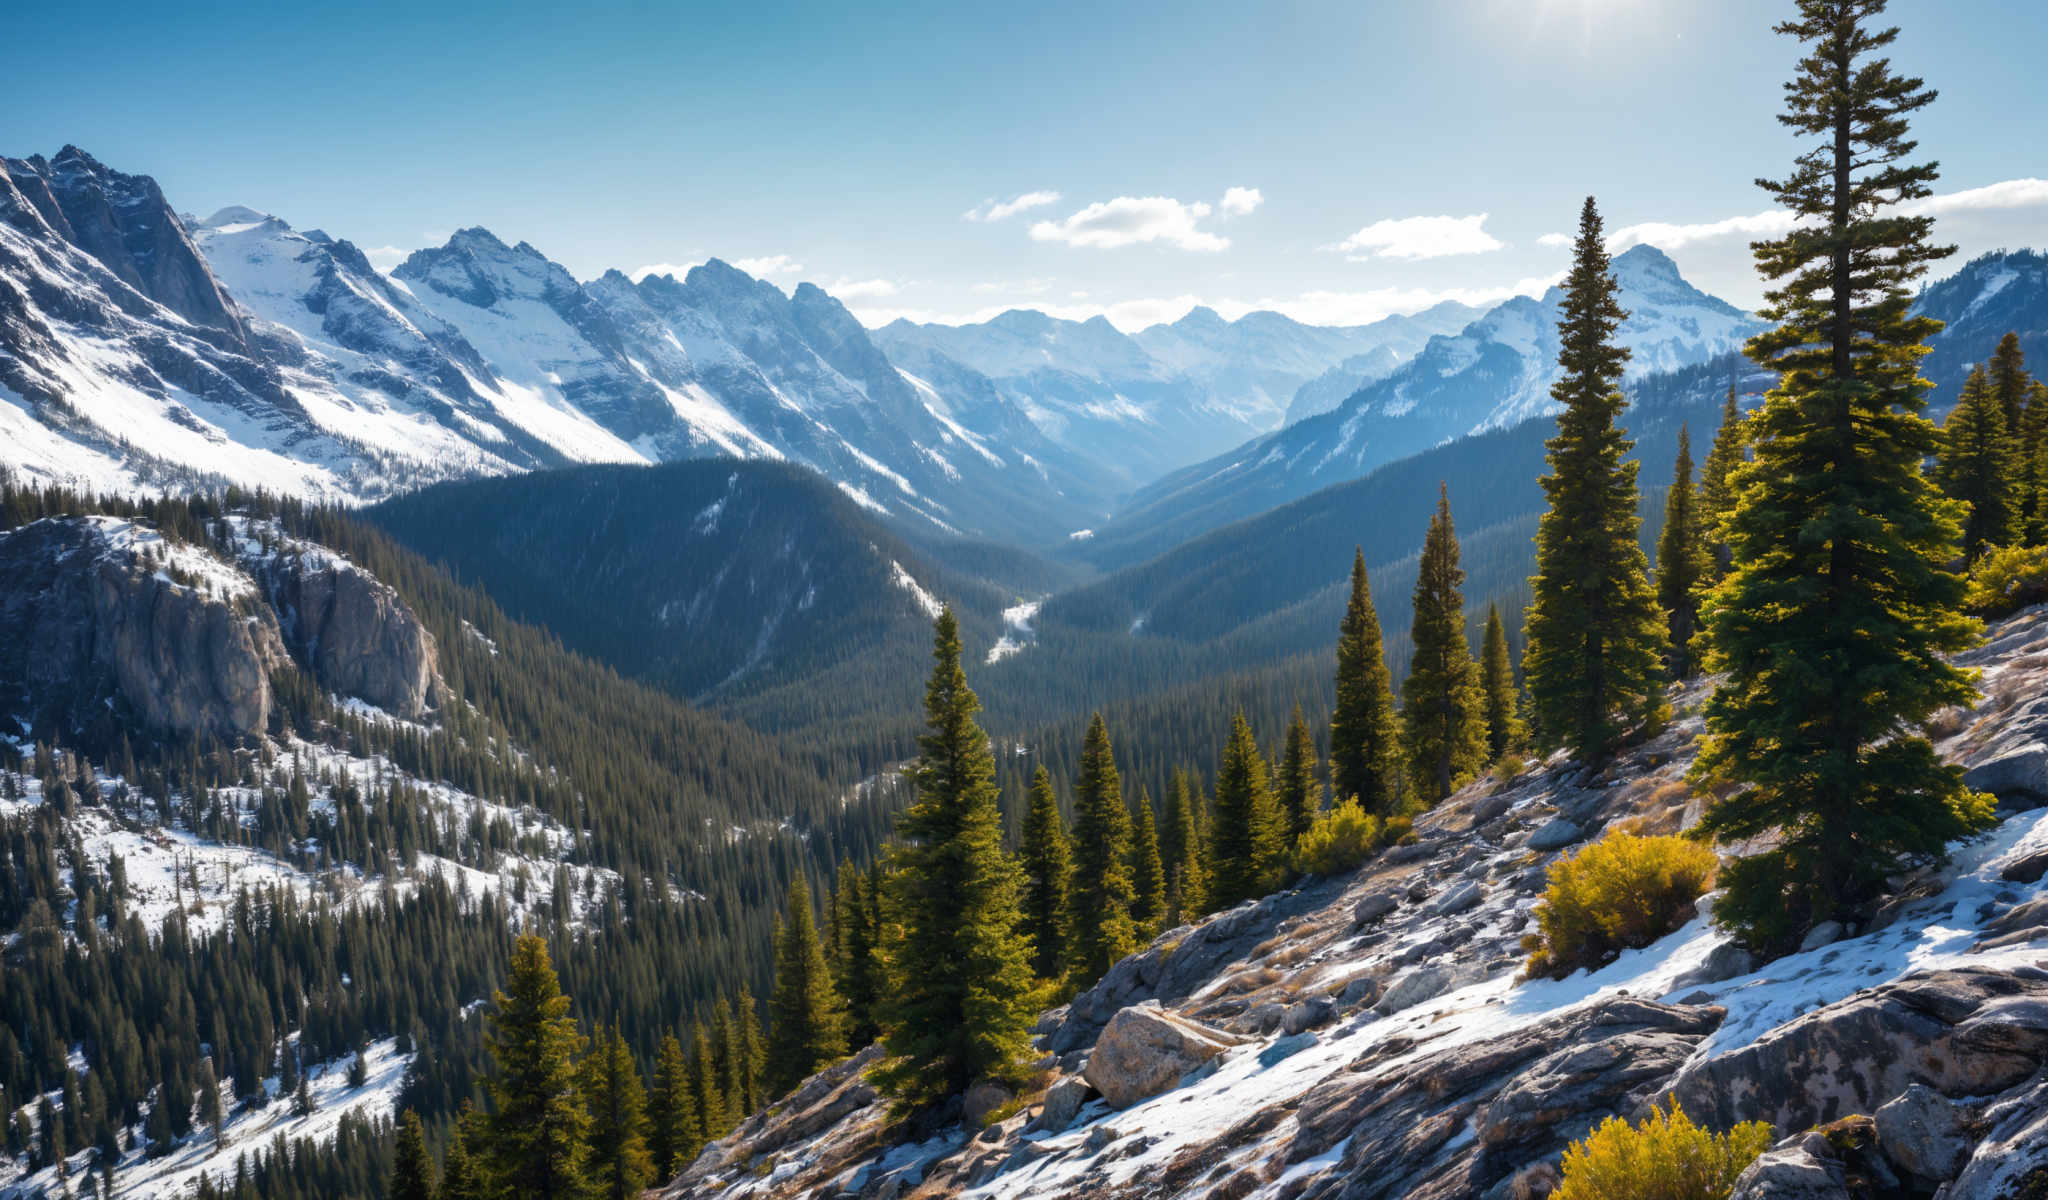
<box><xmin>659</xmin><ymin>606</ymin><xmax>2048</xmax><ymax>1200</ymax></box>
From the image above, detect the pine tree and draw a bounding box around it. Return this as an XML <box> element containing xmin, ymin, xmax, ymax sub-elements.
<box><xmin>1479</xmin><ymin>605</ymin><xmax>1524</xmax><ymax>761</ymax></box>
<box><xmin>1988</xmin><ymin>330</ymin><xmax>2030</xmax><ymax>435</ymax></box>
<box><xmin>873</xmin><ymin>609</ymin><xmax>1038</xmax><ymax>1108</ymax></box>
<box><xmin>1208</xmin><ymin>712</ymin><xmax>1283</xmax><ymax>907</ymax></box>
<box><xmin>1329</xmin><ymin>550</ymin><xmax>1400</xmax><ymax>815</ymax></box>
<box><xmin>685</xmin><ymin>1021</ymin><xmax>723</xmax><ymax>1142</ymax></box>
<box><xmin>733</xmin><ymin>991</ymin><xmax>765</xmax><ymax>1116</ymax></box>
<box><xmin>766</xmin><ymin>878</ymin><xmax>847</xmax><ymax>1096</ymax></box>
<box><xmin>1655</xmin><ymin>426</ymin><xmax>1713</xmax><ymax>677</ymax></box>
<box><xmin>440</xmin><ymin>1105</ymin><xmax>484</xmax><ymax>1200</ymax></box>
<box><xmin>1524</xmin><ymin>197</ymin><xmax>1669</xmax><ymax>759</ymax></box>
<box><xmin>1127</xmin><ymin>788</ymin><xmax>1167</xmax><ymax>939</ymax></box>
<box><xmin>1936</xmin><ymin>366</ymin><xmax>2016</xmax><ymax>562</ymax></box>
<box><xmin>1277</xmin><ymin>706</ymin><xmax>1320</xmax><ymax>844</ymax></box>
<box><xmin>1162</xmin><ymin>769</ymin><xmax>1207</xmax><ymax>923</ymax></box>
<box><xmin>2027</xmin><ymin>378</ymin><xmax>2048</xmax><ymax>546</ymax></box>
<box><xmin>707</xmin><ymin>997</ymin><xmax>741</xmax><ymax>1127</ymax></box>
<box><xmin>831</xmin><ymin>862</ymin><xmax>881</xmax><ymax>1047</ymax></box>
<box><xmin>388</xmin><ymin>1109</ymin><xmax>435</xmax><ymax>1200</ymax></box>
<box><xmin>1403</xmin><ymin>488</ymin><xmax>1489</xmax><ymax>803</ymax></box>
<box><xmin>581</xmin><ymin>1026</ymin><xmax>653</xmax><ymax>1200</ymax></box>
<box><xmin>484</xmin><ymin>932</ymin><xmax>589</xmax><ymax>1200</ymax></box>
<box><xmin>1066</xmin><ymin>713</ymin><xmax>1138</xmax><ymax>983</ymax></box>
<box><xmin>1698</xmin><ymin>385</ymin><xmax>1750</xmax><ymax>583</ymax></box>
<box><xmin>1016</xmin><ymin>766</ymin><xmax>1071</xmax><ymax>981</ymax></box>
<box><xmin>1696</xmin><ymin>0</ymin><xmax>1995</xmax><ymax>954</ymax></box>
<box><xmin>646</xmin><ymin>1034</ymin><xmax>698</xmax><ymax>1181</ymax></box>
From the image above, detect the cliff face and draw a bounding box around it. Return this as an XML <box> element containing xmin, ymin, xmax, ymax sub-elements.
<box><xmin>662</xmin><ymin>608</ymin><xmax>2048</xmax><ymax>1200</ymax></box>
<box><xmin>0</xmin><ymin>517</ymin><xmax>287</xmax><ymax>740</ymax></box>
<box><xmin>0</xmin><ymin>515</ymin><xmax>442</xmax><ymax>742</ymax></box>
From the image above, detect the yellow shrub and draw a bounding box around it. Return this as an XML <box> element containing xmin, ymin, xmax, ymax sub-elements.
<box><xmin>1291</xmin><ymin>804</ymin><xmax>1383</xmax><ymax>876</ymax></box>
<box><xmin>1965</xmin><ymin>543</ymin><xmax>2048</xmax><ymax>617</ymax></box>
<box><xmin>1524</xmin><ymin>831</ymin><xmax>1716</xmax><ymax>979</ymax></box>
<box><xmin>1554</xmin><ymin>1102</ymin><xmax>1774</xmax><ymax>1200</ymax></box>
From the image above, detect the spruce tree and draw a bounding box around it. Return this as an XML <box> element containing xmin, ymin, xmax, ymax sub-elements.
<box><xmin>1524</xmin><ymin>197</ymin><xmax>1669</xmax><ymax>759</ymax></box>
<box><xmin>1988</xmin><ymin>331</ymin><xmax>2030</xmax><ymax>435</ymax></box>
<box><xmin>1936</xmin><ymin>366</ymin><xmax>2015</xmax><ymax>562</ymax></box>
<box><xmin>1208</xmin><ymin>712</ymin><xmax>1283</xmax><ymax>908</ymax></box>
<box><xmin>581</xmin><ymin>1026</ymin><xmax>653</xmax><ymax>1200</ymax></box>
<box><xmin>736</xmin><ymin>992</ymin><xmax>765</xmax><ymax>1115</ymax></box>
<box><xmin>1128</xmin><ymin>787</ymin><xmax>1167</xmax><ymax>939</ymax></box>
<box><xmin>1065</xmin><ymin>713</ymin><xmax>1138</xmax><ymax>983</ymax></box>
<box><xmin>1479</xmin><ymin>605</ymin><xmax>1524</xmax><ymax>761</ymax></box>
<box><xmin>1329</xmin><ymin>550</ymin><xmax>1400</xmax><ymax>814</ymax></box>
<box><xmin>1403</xmin><ymin>488</ymin><xmax>1489</xmax><ymax>803</ymax></box>
<box><xmin>1163</xmin><ymin>769</ymin><xmax>1208</xmax><ymax>923</ymax></box>
<box><xmin>388</xmin><ymin>1109</ymin><xmax>434</xmax><ymax>1200</ymax></box>
<box><xmin>1017</xmin><ymin>766</ymin><xmax>1071</xmax><ymax>981</ymax></box>
<box><xmin>1698</xmin><ymin>384</ymin><xmax>1749</xmax><ymax>583</ymax></box>
<box><xmin>685</xmin><ymin>1021</ymin><xmax>722</xmax><ymax>1143</ymax></box>
<box><xmin>831</xmin><ymin>862</ymin><xmax>880</xmax><ymax>1046</ymax></box>
<box><xmin>440</xmin><ymin>1106</ymin><xmax>484</xmax><ymax>1200</ymax></box>
<box><xmin>873</xmin><ymin>609</ymin><xmax>1038</xmax><ymax>1108</ymax></box>
<box><xmin>1695</xmin><ymin>0</ymin><xmax>1995</xmax><ymax>954</ymax></box>
<box><xmin>484</xmin><ymin>932</ymin><xmax>589</xmax><ymax>1200</ymax></box>
<box><xmin>1655</xmin><ymin>426</ymin><xmax>1713</xmax><ymax>677</ymax></box>
<box><xmin>708</xmin><ymin>997</ymin><xmax>739</xmax><ymax>1127</ymax></box>
<box><xmin>1277</xmin><ymin>706</ymin><xmax>1320</xmax><ymax>844</ymax></box>
<box><xmin>646</xmin><ymin>1034</ymin><xmax>698</xmax><ymax>1181</ymax></box>
<box><xmin>766</xmin><ymin>878</ymin><xmax>847</xmax><ymax>1096</ymax></box>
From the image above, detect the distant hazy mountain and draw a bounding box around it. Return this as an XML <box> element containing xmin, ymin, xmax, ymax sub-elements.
<box><xmin>1085</xmin><ymin>245</ymin><xmax>1764</xmax><ymax>567</ymax></box>
<box><xmin>871</xmin><ymin>301</ymin><xmax>1478</xmax><ymax>486</ymax></box>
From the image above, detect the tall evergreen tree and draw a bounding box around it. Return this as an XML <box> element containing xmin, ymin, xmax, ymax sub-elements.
<box><xmin>1936</xmin><ymin>366</ymin><xmax>2016</xmax><ymax>562</ymax></box>
<box><xmin>581</xmin><ymin>1025</ymin><xmax>653</xmax><ymax>1200</ymax></box>
<box><xmin>708</xmin><ymin>997</ymin><xmax>739</xmax><ymax>1128</ymax></box>
<box><xmin>646</xmin><ymin>1033</ymin><xmax>698</xmax><ymax>1182</ymax></box>
<box><xmin>1695</xmin><ymin>0</ymin><xmax>1995</xmax><ymax>954</ymax></box>
<box><xmin>1656</xmin><ymin>426</ymin><xmax>1713</xmax><ymax>677</ymax></box>
<box><xmin>1066</xmin><ymin>713</ymin><xmax>1138</xmax><ymax>983</ymax></box>
<box><xmin>1016</xmin><ymin>767</ymin><xmax>1071</xmax><ymax>981</ymax></box>
<box><xmin>1524</xmin><ymin>197</ymin><xmax>1669</xmax><ymax>759</ymax></box>
<box><xmin>685</xmin><ymin>1020</ymin><xmax>723</xmax><ymax>1143</ymax></box>
<box><xmin>440</xmin><ymin>1106</ymin><xmax>484</xmax><ymax>1200</ymax></box>
<box><xmin>733</xmin><ymin>992</ymin><xmax>764</xmax><ymax>1116</ymax></box>
<box><xmin>873</xmin><ymin>610</ymin><xmax>1038</xmax><ymax>1108</ymax></box>
<box><xmin>2027</xmin><ymin>378</ymin><xmax>2048</xmax><ymax>546</ymax></box>
<box><xmin>766</xmin><ymin>878</ymin><xmax>847</xmax><ymax>1096</ymax></box>
<box><xmin>484</xmin><ymin>933</ymin><xmax>589</xmax><ymax>1200</ymax></box>
<box><xmin>388</xmin><ymin>1109</ymin><xmax>435</xmax><ymax>1200</ymax></box>
<box><xmin>1162</xmin><ymin>769</ymin><xmax>1208</xmax><ymax>923</ymax></box>
<box><xmin>1329</xmin><ymin>550</ymin><xmax>1400</xmax><ymax>814</ymax></box>
<box><xmin>1479</xmin><ymin>605</ymin><xmax>1524</xmax><ymax>761</ymax></box>
<box><xmin>1127</xmin><ymin>788</ymin><xmax>1167</xmax><ymax>939</ymax></box>
<box><xmin>1698</xmin><ymin>384</ymin><xmax>1750</xmax><ymax>583</ymax></box>
<box><xmin>1403</xmin><ymin>488</ymin><xmax>1489</xmax><ymax>803</ymax></box>
<box><xmin>830</xmin><ymin>862</ymin><xmax>881</xmax><ymax>1047</ymax></box>
<box><xmin>1208</xmin><ymin>712</ymin><xmax>1283</xmax><ymax>907</ymax></box>
<box><xmin>1276</xmin><ymin>706</ymin><xmax>1320</xmax><ymax>844</ymax></box>
<box><xmin>1988</xmin><ymin>331</ymin><xmax>2030</xmax><ymax>435</ymax></box>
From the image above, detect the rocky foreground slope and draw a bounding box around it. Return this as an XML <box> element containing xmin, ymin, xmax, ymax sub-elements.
<box><xmin>665</xmin><ymin>609</ymin><xmax>2048</xmax><ymax>1200</ymax></box>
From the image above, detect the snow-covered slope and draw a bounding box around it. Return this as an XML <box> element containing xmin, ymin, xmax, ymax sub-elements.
<box><xmin>872</xmin><ymin>303</ymin><xmax>1478</xmax><ymax>486</ymax></box>
<box><xmin>661</xmin><ymin>606</ymin><xmax>2048</xmax><ymax>1200</ymax></box>
<box><xmin>0</xmin><ymin>147</ymin><xmax>1113</xmax><ymax>541</ymax></box>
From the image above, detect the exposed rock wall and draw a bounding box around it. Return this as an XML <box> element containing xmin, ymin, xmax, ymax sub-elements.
<box><xmin>252</xmin><ymin>546</ymin><xmax>439</xmax><ymax>719</ymax></box>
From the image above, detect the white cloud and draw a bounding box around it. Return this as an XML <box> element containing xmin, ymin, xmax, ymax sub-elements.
<box><xmin>1605</xmin><ymin>210</ymin><xmax>1797</xmax><ymax>252</ymax></box>
<box><xmin>963</xmin><ymin>190</ymin><xmax>1063</xmax><ymax>222</ymax></box>
<box><xmin>1029</xmin><ymin>196</ymin><xmax>1229</xmax><ymax>252</ymax></box>
<box><xmin>1330</xmin><ymin>213</ymin><xmax>1505</xmax><ymax>260</ymax></box>
<box><xmin>1220</xmin><ymin>186</ymin><xmax>1264</xmax><ymax>216</ymax></box>
<box><xmin>1536</xmin><ymin>232</ymin><xmax>1573</xmax><ymax>249</ymax></box>
<box><xmin>1911</xmin><ymin>177</ymin><xmax>2048</xmax><ymax>215</ymax></box>
<box><xmin>363</xmin><ymin>245</ymin><xmax>409</xmax><ymax>273</ymax></box>
<box><xmin>824</xmin><ymin>277</ymin><xmax>900</xmax><ymax>300</ymax></box>
<box><xmin>629</xmin><ymin>260</ymin><xmax>704</xmax><ymax>282</ymax></box>
<box><xmin>735</xmin><ymin>254</ymin><xmax>804</xmax><ymax>278</ymax></box>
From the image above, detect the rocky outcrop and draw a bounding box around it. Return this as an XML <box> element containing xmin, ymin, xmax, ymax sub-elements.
<box><xmin>1727</xmin><ymin>1132</ymin><xmax>1854</xmax><ymax>1200</ymax></box>
<box><xmin>1666</xmin><ymin>966</ymin><xmax>2048</xmax><ymax>1134</ymax></box>
<box><xmin>250</xmin><ymin>542</ymin><xmax>439</xmax><ymax>719</ymax></box>
<box><xmin>1082</xmin><ymin>1003</ymin><xmax>1249</xmax><ymax>1109</ymax></box>
<box><xmin>0</xmin><ymin>518</ymin><xmax>287</xmax><ymax>741</ymax></box>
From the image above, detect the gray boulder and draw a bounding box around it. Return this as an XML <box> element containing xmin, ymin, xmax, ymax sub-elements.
<box><xmin>1029</xmin><ymin>1076</ymin><xmax>1091</xmax><ymax>1134</ymax></box>
<box><xmin>1082</xmin><ymin>1003</ymin><xmax>1249</xmax><ymax>1109</ymax></box>
<box><xmin>1527</xmin><ymin>818</ymin><xmax>1585</xmax><ymax>851</ymax></box>
<box><xmin>1873</xmin><ymin>1083</ymin><xmax>1973</xmax><ymax>1183</ymax></box>
<box><xmin>1376</xmin><ymin>966</ymin><xmax>1458</xmax><ymax>1015</ymax></box>
<box><xmin>1946</xmin><ymin>1070</ymin><xmax>2048</xmax><ymax>1199</ymax></box>
<box><xmin>1727</xmin><ymin>1132</ymin><xmax>1852</xmax><ymax>1199</ymax></box>
<box><xmin>1353</xmin><ymin>890</ymin><xmax>1400</xmax><ymax>926</ymax></box>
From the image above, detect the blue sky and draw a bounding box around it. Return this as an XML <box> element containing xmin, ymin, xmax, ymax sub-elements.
<box><xmin>6</xmin><ymin>0</ymin><xmax>2045</xmax><ymax>328</ymax></box>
